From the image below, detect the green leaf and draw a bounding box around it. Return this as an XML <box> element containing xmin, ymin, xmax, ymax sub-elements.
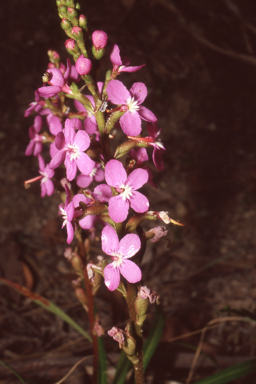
<box><xmin>0</xmin><ymin>360</ymin><xmax>26</xmax><ymax>384</ymax></box>
<box><xmin>0</xmin><ymin>277</ymin><xmax>92</xmax><ymax>342</ymax></box>
<box><xmin>97</xmin><ymin>336</ymin><xmax>108</xmax><ymax>384</ymax></box>
<box><xmin>112</xmin><ymin>351</ymin><xmax>131</xmax><ymax>384</ymax></box>
<box><xmin>193</xmin><ymin>358</ymin><xmax>256</xmax><ymax>384</ymax></box>
<box><xmin>143</xmin><ymin>306</ymin><xmax>165</xmax><ymax>371</ymax></box>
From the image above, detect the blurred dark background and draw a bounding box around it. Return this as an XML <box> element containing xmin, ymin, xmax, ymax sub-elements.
<box><xmin>1</xmin><ymin>0</ymin><xmax>256</xmax><ymax>383</ymax></box>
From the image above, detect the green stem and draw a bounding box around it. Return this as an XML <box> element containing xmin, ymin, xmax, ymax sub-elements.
<box><xmin>126</xmin><ymin>283</ymin><xmax>145</xmax><ymax>384</ymax></box>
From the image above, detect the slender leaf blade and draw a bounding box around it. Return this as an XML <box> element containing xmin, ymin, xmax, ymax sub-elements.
<box><xmin>143</xmin><ymin>306</ymin><xmax>165</xmax><ymax>371</ymax></box>
<box><xmin>0</xmin><ymin>360</ymin><xmax>26</xmax><ymax>384</ymax></box>
<box><xmin>97</xmin><ymin>336</ymin><xmax>108</xmax><ymax>384</ymax></box>
<box><xmin>193</xmin><ymin>358</ymin><xmax>256</xmax><ymax>384</ymax></box>
<box><xmin>112</xmin><ymin>351</ymin><xmax>131</xmax><ymax>384</ymax></box>
<box><xmin>0</xmin><ymin>277</ymin><xmax>92</xmax><ymax>342</ymax></box>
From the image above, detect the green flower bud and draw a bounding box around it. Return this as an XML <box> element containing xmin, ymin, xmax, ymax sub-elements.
<box><xmin>92</xmin><ymin>46</ymin><xmax>105</xmax><ymax>60</ymax></box>
<box><xmin>61</xmin><ymin>18</ymin><xmax>72</xmax><ymax>30</ymax></box>
<box><xmin>79</xmin><ymin>14</ymin><xmax>87</xmax><ymax>29</ymax></box>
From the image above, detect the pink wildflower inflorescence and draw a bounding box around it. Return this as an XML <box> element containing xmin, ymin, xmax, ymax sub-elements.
<box><xmin>24</xmin><ymin>16</ymin><xmax>172</xmax><ymax>294</ymax></box>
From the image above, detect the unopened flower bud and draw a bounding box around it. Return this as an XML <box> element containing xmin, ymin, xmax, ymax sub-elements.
<box><xmin>58</xmin><ymin>5</ymin><xmax>67</xmax><ymax>17</ymax></box>
<box><xmin>72</xmin><ymin>26</ymin><xmax>83</xmax><ymax>39</ymax></box>
<box><xmin>65</xmin><ymin>39</ymin><xmax>79</xmax><ymax>56</ymax></box>
<box><xmin>75</xmin><ymin>287</ymin><xmax>88</xmax><ymax>309</ymax></box>
<box><xmin>79</xmin><ymin>14</ymin><xmax>87</xmax><ymax>29</ymax></box>
<box><xmin>61</xmin><ymin>18</ymin><xmax>72</xmax><ymax>30</ymax></box>
<box><xmin>92</xmin><ymin>30</ymin><xmax>108</xmax><ymax>49</ymax></box>
<box><xmin>71</xmin><ymin>254</ymin><xmax>84</xmax><ymax>273</ymax></box>
<box><xmin>67</xmin><ymin>7</ymin><xmax>78</xmax><ymax>17</ymax></box>
<box><xmin>75</xmin><ymin>55</ymin><xmax>92</xmax><ymax>75</ymax></box>
<box><xmin>66</xmin><ymin>0</ymin><xmax>75</xmax><ymax>7</ymax></box>
<box><xmin>92</xmin><ymin>46</ymin><xmax>105</xmax><ymax>60</ymax></box>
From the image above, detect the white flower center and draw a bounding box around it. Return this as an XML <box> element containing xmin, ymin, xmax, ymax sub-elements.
<box><xmin>120</xmin><ymin>184</ymin><xmax>133</xmax><ymax>200</ymax></box>
<box><xmin>154</xmin><ymin>140</ymin><xmax>165</xmax><ymax>150</ymax></box>
<box><xmin>90</xmin><ymin>167</ymin><xmax>97</xmax><ymax>177</ymax></box>
<box><xmin>111</xmin><ymin>253</ymin><xmax>124</xmax><ymax>268</ymax></box>
<box><xmin>67</xmin><ymin>144</ymin><xmax>80</xmax><ymax>161</ymax></box>
<box><xmin>126</xmin><ymin>96</ymin><xmax>139</xmax><ymax>113</ymax></box>
<box><xmin>59</xmin><ymin>206</ymin><xmax>68</xmax><ymax>226</ymax></box>
<box><xmin>39</xmin><ymin>171</ymin><xmax>48</xmax><ymax>184</ymax></box>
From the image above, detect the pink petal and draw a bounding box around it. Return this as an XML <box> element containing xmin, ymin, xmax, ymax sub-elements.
<box><xmin>38</xmin><ymin>154</ymin><xmax>45</xmax><ymax>171</ymax></box>
<box><xmin>66</xmin><ymin>201</ymin><xmax>74</xmax><ymax>222</ymax></box>
<box><xmin>76</xmin><ymin>153</ymin><xmax>94</xmax><ymax>176</ymax></box>
<box><xmin>107</xmin><ymin>80</ymin><xmax>130</xmax><ymax>105</ymax></box>
<box><xmin>25</xmin><ymin>141</ymin><xmax>35</xmax><ymax>156</ymax></box>
<box><xmin>64</xmin><ymin>119</ymin><xmax>76</xmax><ymax>144</ymax></box>
<box><xmin>45</xmin><ymin>164</ymin><xmax>54</xmax><ymax>178</ymax></box>
<box><xmin>118</xmin><ymin>233</ymin><xmax>141</xmax><ymax>258</ymax></box>
<box><xmin>105</xmin><ymin>159</ymin><xmax>127</xmax><ymax>188</ymax></box>
<box><xmin>84</xmin><ymin>116</ymin><xmax>97</xmax><ymax>134</ymax></box>
<box><xmin>129</xmin><ymin>191</ymin><xmax>149</xmax><ymax>213</ymax></box>
<box><xmin>120</xmin><ymin>260</ymin><xmax>142</xmax><ymax>283</ymax></box>
<box><xmin>73</xmin><ymin>193</ymin><xmax>92</xmax><ymax>207</ymax></box>
<box><xmin>121</xmin><ymin>64</ymin><xmax>145</xmax><ymax>73</ymax></box>
<box><xmin>48</xmin><ymin>115</ymin><xmax>62</xmax><ymax>135</ymax></box>
<box><xmin>34</xmin><ymin>142</ymin><xmax>43</xmax><ymax>156</ymax></box>
<box><xmin>110</xmin><ymin>44</ymin><xmax>122</xmax><ymax>66</ymax></box>
<box><xmin>146</xmin><ymin>122</ymin><xmax>159</xmax><ymax>139</ymax></box>
<box><xmin>120</xmin><ymin>111</ymin><xmax>142</xmax><ymax>136</ymax></box>
<box><xmin>44</xmin><ymin>179</ymin><xmax>54</xmax><ymax>196</ymax></box>
<box><xmin>38</xmin><ymin>85</ymin><xmax>61</xmax><ymax>98</ymax></box>
<box><xmin>101</xmin><ymin>225</ymin><xmax>119</xmax><ymax>255</ymax></box>
<box><xmin>93</xmin><ymin>184</ymin><xmax>112</xmax><ymax>203</ymax></box>
<box><xmin>71</xmin><ymin>118</ymin><xmax>83</xmax><ymax>131</ymax></box>
<box><xmin>55</xmin><ymin>131</ymin><xmax>65</xmax><ymax>150</ymax></box>
<box><xmin>66</xmin><ymin>222</ymin><xmax>74</xmax><ymax>244</ymax></box>
<box><xmin>49</xmin><ymin>149</ymin><xmax>66</xmax><ymax>169</ymax></box>
<box><xmin>76</xmin><ymin>174</ymin><xmax>92</xmax><ymax>188</ymax></box>
<box><xmin>74</xmin><ymin>130</ymin><xmax>90</xmax><ymax>151</ymax></box>
<box><xmin>74</xmin><ymin>99</ymin><xmax>87</xmax><ymax>112</ymax></box>
<box><xmin>41</xmin><ymin>183</ymin><xmax>47</xmax><ymax>198</ymax></box>
<box><xmin>104</xmin><ymin>264</ymin><xmax>120</xmax><ymax>291</ymax></box>
<box><xmin>34</xmin><ymin>115</ymin><xmax>43</xmax><ymax>133</ymax></box>
<box><xmin>50</xmin><ymin>142</ymin><xmax>58</xmax><ymax>158</ymax></box>
<box><xmin>126</xmin><ymin>168</ymin><xmax>148</xmax><ymax>190</ymax></box>
<box><xmin>79</xmin><ymin>215</ymin><xmax>97</xmax><ymax>230</ymax></box>
<box><xmin>138</xmin><ymin>106</ymin><xmax>157</xmax><ymax>122</ymax></box>
<box><xmin>108</xmin><ymin>195</ymin><xmax>129</xmax><ymax>223</ymax></box>
<box><xmin>129</xmin><ymin>82</ymin><xmax>147</xmax><ymax>104</ymax></box>
<box><xmin>48</xmin><ymin>68</ymin><xmax>65</xmax><ymax>87</ymax></box>
<box><xmin>65</xmin><ymin>157</ymin><xmax>77</xmax><ymax>181</ymax></box>
<box><xmin>94</xmin><ymin>168</ymin><xmax>104</xmax><ymax>182</ymax></box>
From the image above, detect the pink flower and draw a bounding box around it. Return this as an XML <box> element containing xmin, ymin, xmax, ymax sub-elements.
<box><xmin>105</xmin><ymin>159</ymin><xmax>149</xmax><ymax>223</ymax></box>
<box><xmin>110</xmin><ymin>44</ymin><xmax>145</xmax><ymax>76</ymax></box>
<box><xmin>24</xmin><ymin>90</ymin><xmax>44</xmax><ymax>117</ymax></box>
<box><xmin>49</xmin><ymin>118</ymin><xmax>94</xmax><ymax>181</ymax></box>
<box><xmin>76</xmin><ymin>162</ymin><xmax>104</xmax><ymax>188</ymax></box>
<box><xmin>128</xmin><ymin>122</ymin><xmax>166</xmax><ymax>170</ymax></box>
<box><xmin>25</xmin><ymin>116</ymin><xmax>44</xmax><ymax>156</ymax></box>
<box><xmin>107</xmin><ymin>80</ymin><xmax>157</xmax><ymax>136</ymax></box>
<box><xmin>59</xmin><ymin>186</ymin><xmax>76</xmax><ymax>244</ymax></box>
<box><xmin>92</xmin><ymin>30</ymin><xmax>108</xmax><ymax>49</ymax></box>
<box><xmin>38</xmin><ymin>155</ymin><xmax>54</xmax><ymax>197</ymax></box>
<box><xmin>38</xmin><ymin>59</ymin><xmax>78</xmax><ymax>98</ymax></box>
<box><xmin>75</xmin><ymin>55</ymin><xmax>92</xmax><ymax>75</ymax></box>
<box><xmin>101</xmin><ymin>225</ymin><xmax>142</xmax><ymax>291</ymax></box>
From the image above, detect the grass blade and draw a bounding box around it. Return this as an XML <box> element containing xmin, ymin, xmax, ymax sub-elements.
<box><xmin>0</xmin><ymin>359</ymin><xmax>26</xmax><ymax>384</ymax></box>
<box><xmin>0</xmin><ymin>277</ymin><xmax>92</xmax><ymax>342</ymax></box>
<box><xmin>193</xmin><ymin>358</ymin><xmax>256</xmax><ymax>384</ymax></box>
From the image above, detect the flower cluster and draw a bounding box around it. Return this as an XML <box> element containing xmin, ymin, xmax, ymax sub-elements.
<box><xmin>24</xmin><ymin>9</ymin><xmax>171</xmax><ymax>294</ymax></box>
